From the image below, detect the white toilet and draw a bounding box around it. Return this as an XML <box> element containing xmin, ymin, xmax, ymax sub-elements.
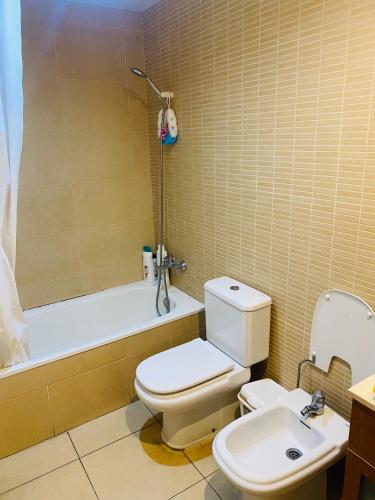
<box><xmin>135</xmin><ymin>276</ymin><xmax>272</xmax><ymax>449</ymax></box>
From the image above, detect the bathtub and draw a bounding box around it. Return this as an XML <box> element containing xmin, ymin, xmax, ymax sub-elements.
<box><xmin>0</xmin><ymin>281</ymin><xmax>204</xmax><ymax>458</ymax></box>
<box><xmin>1</xmin><ymin>281</ymin><xmax>204</xmax><ymax>379</ymax></box>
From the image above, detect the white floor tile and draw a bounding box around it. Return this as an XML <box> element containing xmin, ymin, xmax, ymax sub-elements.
<box><xmin>69</xmin><ymin>400</ymin><xmax>155</xmax><ymax>456</ymax></box>
<box><xmin>184</xmin><ymin>437</ymin><xmax>218</xmax><ymax>478</ymax></box>
<box><xmin>207</xmin><ymin>471</ymin><xmax>242</xmax><ymax>500</ymax></box>
<box><xmin>0</xmin><ymin>434</ymin><xmax>77</xmax><ymax>495</ymax></box>
<box><xmin>82</xmin><ymin>423</ymin><xmax>202</xmax><ymax>500</ymax></box>
<box><xmin>0</xmin><ymin>461</ymin><xmax>97</xmax><ymax>500</ymax></box>
<box><xmin>171</xmin><ymin>480</ymin><xmax>220</xmax><ymax>499</ymax></box>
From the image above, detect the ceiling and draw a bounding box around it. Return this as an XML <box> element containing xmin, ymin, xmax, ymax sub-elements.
<box><xmin>66</xmin><ymin>0</ymin><xmax>159</xmax><ymax>12</ymax></box>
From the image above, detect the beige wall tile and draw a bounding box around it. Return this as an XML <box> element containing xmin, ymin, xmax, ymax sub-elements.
<box><xmin>20</xmin><ymin>132</ymin><xmax>74</xmax><ymax>187</ymax></box>
<box><xmin>81</xmin><ymin>265</ymin><xmax>142</xmax><ymax>295</ymax></box>
<box><xmin>23</xmin><ymin>73</ymin><xmax>64</xmax><ymax>135</ymax></box>
<box><xmin>143</xmin><ymin>0</ymin><xmax>375</xmax><ymax>419</ymax></box>
<box><xmin>67</xmin><ymin>130</ymin><xmax>132</xmax><ymax>182</ymax></box>
<box><xmin>128</xmin><ymin>90</ymin><xmax>148</xmax><ymax>131</ymax></box>
<box><xmin>16</xmin><ymin>231</ymin><xmax>81</xmax><ymax>287</ymax></box>
<box><xmin>17</xmin><ymin>185</ymin><xmax>75</xmax><ymax>238</ymax></box>
<box><xmin>78</xmin><ymin>223</ymin><xmax>140</xmax><ymax>272</ymax></box>
<box><xmin>18</xmin><ymin>275</ymin><xmax>83</xmax><ymax>310</ymax></box>
<box><xmin>60</xmin><ymin>80</ymin><xmax>96</xmax><ymax>132</ymax></box>
<box><xmin>72</xmin><ymin>179</ymin><xmax>136</xmax><ymax>228</ymax></box>
<box><xmin>49</xmin><ymin>359</ymin><xmax>130</xmax><ymax>433</ymax></box>
<box><xmin>125</xmin><ymin>30</ymin><xmax>145</xmax><ymax>70</ymax></box>
<box><xmin>55</xmin><ymin>26</ymin><xmax>125</xmax><ymax>81</ymax></box>
<box><xmin>0</xmin><ymin>389</ymin><xmax>54</xmax><ymax>459</ymax></box>
<box><xmin>18</xmin><ymin>0</ymin><xmax>153</xmax><ymax>309</ymax></box>
<box><xmin>123</xmin><ymin>10</ymin><xmax>142</xmax><ymax>31</ymax></box>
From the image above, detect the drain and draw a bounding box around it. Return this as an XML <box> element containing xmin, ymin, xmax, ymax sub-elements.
<box><xmin>286</xmin><ymin>448</ymin><xmax>303</xmax><ymax>460</ymax></box>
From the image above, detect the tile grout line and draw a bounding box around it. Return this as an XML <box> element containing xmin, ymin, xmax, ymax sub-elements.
<box><xmin>180</xmin><ymin>448</ymin><xmax>223</xmax><ymax>500</ymax></box>
<box><xmin>167</xmin><ymin>476</ymin><xmax>219</xmax><ymax>500</ymax></box>
<box><xmin>0</xmin><ymin>457</ymin><xmax>78</xmax><ymax>497</ymax></box>
<box><xmin>67</xmin><ymin>432</ymin><xmax>99</xmax><ymax>500</ymax></box>
<box><xmin>73</xmin><ymin>419</ymin><xmax>159</xmax><ymax>460</ymax></box>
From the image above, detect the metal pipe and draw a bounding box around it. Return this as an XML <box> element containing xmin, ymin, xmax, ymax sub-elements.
<box><xmin>155</xmin><ymin>107</ymin><xmax>170</xmax><ymax>316</ymax></box>
<box><xmin>296</xmin><ymin>353</ymin><xmax>316</xmax><ymax>388</ymax></box>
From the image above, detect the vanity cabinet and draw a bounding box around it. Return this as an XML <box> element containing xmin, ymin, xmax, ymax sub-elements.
<box><xmin>343</xmin><ymin>399</ymin><xmax>375</xmax><ymax>499</ymax></box>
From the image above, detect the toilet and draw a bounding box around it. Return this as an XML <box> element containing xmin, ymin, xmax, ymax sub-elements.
<box><xmin>135</xmin><ymin>276</ymin><xmax>272</xmax><ymax>449</ymax></box>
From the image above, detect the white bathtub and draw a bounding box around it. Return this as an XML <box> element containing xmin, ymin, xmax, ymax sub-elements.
<box><xmin>0</xmin><ymin>281</ymin><xmax>204</xmax><ymax>379</ymax></box>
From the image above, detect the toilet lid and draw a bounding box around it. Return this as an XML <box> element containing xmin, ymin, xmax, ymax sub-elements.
<box><xmin>136</xmin><ymin>338</ymin><xmax>234</xmax><ymax>394</ymax></box>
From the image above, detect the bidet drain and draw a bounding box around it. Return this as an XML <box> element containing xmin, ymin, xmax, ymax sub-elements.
<box><xmin>286</xmin><ymin>448</ymin><xmax>303</xmax><ymax>460</ymax></box>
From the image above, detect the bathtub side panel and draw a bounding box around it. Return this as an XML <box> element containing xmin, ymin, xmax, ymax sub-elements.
<box><xmin>0</xmin><ymin>312</ymin><xmax>203</xmax><ymax>457</ymax></box>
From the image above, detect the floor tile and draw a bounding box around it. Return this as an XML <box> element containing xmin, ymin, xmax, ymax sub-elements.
<box><xmin>207</xmin><ymin>471</ymin><xmax>242</xmax><ymax>500</ymax></box>
<box><xmin>82</xmin><ymin>423</ymin><xmax>202</xmax><ymax>500</ymax></box>
<box><xmin>170</xmin><ymin>479</ymin><xmax>220</xmax><ymax>499</ymax></box>
<box><xmin>0</xmin><ymin>434</ymin><xmax>77</xmax><ymax>494</ymax></box>
<box><xmin>145</xmin><ymin>404</ymin><xmax>163</xmax><ymax>424</ymax></box>
<box><xmin>69</xmin><ymin>400</ymin><xmax>155</xmax><ymax>456</ymax></box>
<box><xmin>184</xmin><ymin>436</ymin><xmax>218</xmax><ymax>478</ymax></box>
<box><xmin>0</xmin><ymin>461</ymin><xmax>97</xmax><ymax>500</ymax></box>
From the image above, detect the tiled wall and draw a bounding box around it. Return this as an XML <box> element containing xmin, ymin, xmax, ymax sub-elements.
<box><xmin>0</xmin><ymin>313</ymin><xmax>201</xmax><ymax>458</ymax></box>
<box><xmin>143</xmin><ymin>0</ymin><xmax>375</xmax><ymax>420</ymax></box>
<box><xmin>17</xmin><ymin>0</ymin><xmax>154</xmax><ymax>309</ymax></box>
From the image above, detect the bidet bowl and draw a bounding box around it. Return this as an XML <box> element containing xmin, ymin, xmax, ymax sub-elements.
<box><xmin>213</xmin><ymin>388</ymin><xmax>349</xmax><ymax>496</ymax></box>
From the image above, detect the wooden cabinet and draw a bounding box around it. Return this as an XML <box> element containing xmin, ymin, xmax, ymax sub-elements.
<box><xmin>343</xmin><ymin>400</ymin><xmax>375</xmax><ymax>499</ymax></box>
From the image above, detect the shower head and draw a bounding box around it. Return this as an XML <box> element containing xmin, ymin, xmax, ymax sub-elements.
<box><xmin>130</xmin><ymin>67</ymin><xmax>162</xmax><ymax>98</ymax></box>
<box><xmin>131</xmin><ymin>67</ymin><xmax>147</xmax><ymax>78</ymax></box>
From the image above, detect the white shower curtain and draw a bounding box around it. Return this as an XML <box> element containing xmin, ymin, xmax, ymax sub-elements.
<box><xmin>0</xmin><ymin>0</ymin><xmax>28</xmax><ymax>367</ymax></box>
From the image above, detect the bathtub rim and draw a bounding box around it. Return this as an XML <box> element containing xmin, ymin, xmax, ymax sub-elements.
<box><xmin>0</xmin><ymin>282</ymin><xmax>204</xmax><ymax>380</ymax></box>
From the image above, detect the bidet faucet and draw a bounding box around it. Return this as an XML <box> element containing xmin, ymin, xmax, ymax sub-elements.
<box><xmin>300</xmin><ymin>389</ymin><xmax>325</xmax><ymax>425</ymax></box>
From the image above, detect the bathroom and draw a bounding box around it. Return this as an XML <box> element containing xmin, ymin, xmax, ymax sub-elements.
<box><xmin>0</xmin><ymin>0</ymin><xmax>374</xmax><ymax>498</ymax></box>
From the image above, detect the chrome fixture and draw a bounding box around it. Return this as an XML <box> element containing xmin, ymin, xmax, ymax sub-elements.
<box><xmin>296</xmin><ymin>352</ymin><xmax>316</xmax><ymax>388</ymax></box>
<box><xmin>300</xmin><ymin>389</ymin><xmax>325</xmax><ymax>425</ymax></box>
<box><xmin>157</xmin><ymin>255</ymin><xmax>187</xmax><ymax>272</ymax></box>
<box><xmin>130</xmin><ymin>67</ymin><xmax>163</xmax><ymax>98</ymax></box>
<box><xmin>130</xmin><ymin>67</ymin><xmax>186</xmax><ymax>316</ymax></box>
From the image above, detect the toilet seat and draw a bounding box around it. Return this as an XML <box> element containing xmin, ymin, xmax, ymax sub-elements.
<box><xmin>136</xmin><ymin>338</ymin><xmax>235</xmax><ymax>394</ymax></box>
<box><xmin>135</xmin><ymin>339</ymin><xmax>250</xmax><ymax>414</ymax></box>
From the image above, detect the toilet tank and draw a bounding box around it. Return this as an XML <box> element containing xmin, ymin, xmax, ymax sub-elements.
<box><xmin>204</xmin><ymin>277</ymin><xmax>272</xmax><ymax>367</ymax></box>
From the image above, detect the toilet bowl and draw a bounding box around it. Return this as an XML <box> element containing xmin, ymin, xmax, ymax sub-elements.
<box><xmin>135</xmin><ymin>338</ymin><xmax>250</xmax><ymax>448</ymax></box>
<box><xmin>135</xmin><ymin>276</ymin><xmax>272</xmax><ymax>449</ymax></box>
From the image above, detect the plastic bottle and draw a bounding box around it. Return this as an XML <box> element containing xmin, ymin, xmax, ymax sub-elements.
<box><xmin>152</xmin><ymin>253</ymin><xmax>157</xmax><ymax>281</ymax></box>
<box><xmin>142</xmin><ymin>246</ymin><xmax>154</xmax><ymax>283</ymax></box>
<box><xmin>157</xmin><ymin>244</ymin><xmax>170</xmax><ymax>287</ymax></box>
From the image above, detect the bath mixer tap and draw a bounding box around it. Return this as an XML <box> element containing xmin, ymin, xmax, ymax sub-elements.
<box><xmin>157</xmin><ymin>254</ymin><xmax>187</xmax><ymax>272</ymax></box>
<box><xmin>300</xmin><ymin>389</ymin><xmax>325</xmax><ymax>425</ymax></box>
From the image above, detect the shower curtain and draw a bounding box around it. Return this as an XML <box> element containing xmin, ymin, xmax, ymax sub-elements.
<box><xmin>0</xmin><ymin>0</ymin><xmax>28</xmax><ymax>367</ymax></box>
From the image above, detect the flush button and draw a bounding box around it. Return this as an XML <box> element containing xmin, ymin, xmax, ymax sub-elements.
<box><xmin>325</xmin><ymin>294</ymin><xmax>330</xmax><ymax>301</ymax></box>
<box><xmin>230</xmin><ymin>286</ymin><xmax>240</xmax><ymax>291</ymax></box>
<box><xmin>367</xmin><ymin>312</ymin><xmax>373</xmax><ymax>320</ymax></box>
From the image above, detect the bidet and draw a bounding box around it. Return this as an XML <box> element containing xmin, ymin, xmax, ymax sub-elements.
<box><xmin>213</xmin><ymin>389</ymin><xmax>349</xmax><ymax>500</ymax></box>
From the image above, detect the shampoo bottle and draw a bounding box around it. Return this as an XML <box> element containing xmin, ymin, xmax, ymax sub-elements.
<box><xmin>143</xmin><ymin>246</ymin><xmax>154</xmax><ymax>282</ymax></box>
<box><xmin>157</xmin><ymin>244</ymin><xmax>170</xmax><ymax>287</ymax></box>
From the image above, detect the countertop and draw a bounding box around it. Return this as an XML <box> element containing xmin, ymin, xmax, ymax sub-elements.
<box><xmin>349</xmin><ymin>373</ymin><xmax>375</xmax><ymax>412</ymax></box>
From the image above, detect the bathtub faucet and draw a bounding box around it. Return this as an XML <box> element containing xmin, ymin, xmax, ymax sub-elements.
<box><xmin>157</xmin><ymin>254</ymin><xmax>187</xmax><ymax>272</ymax></box>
